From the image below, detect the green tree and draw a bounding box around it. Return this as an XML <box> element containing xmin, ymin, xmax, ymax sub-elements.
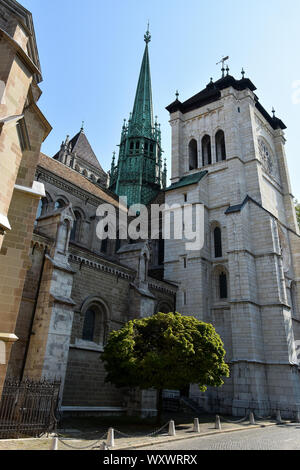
<box><xmin>295</xmin><ymin>200</ymin><xmax>300</xmax><ymax>229</ymax></box>
<box><xmin>101</xmin><ymin>312</ymin><xmax>230</xmax><ymax>424</ymax></box>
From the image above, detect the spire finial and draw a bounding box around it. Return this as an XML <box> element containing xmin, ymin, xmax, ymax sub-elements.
<box><xmin>241</xmin><ymin>68</ymin><xmax>245</xmax><ymax>79</ymax></box>
<box><xmin>81</xmin><ymin>121</ymin><xmax>84</xmax><ymax>132</ymax></box>
<box><xmin>272</xmin><ymin>107</ymin><xmax>276</xmax><ymax>118</ymax></box>
<box><xmin>175</xmin><ymin>90</ymin><xmax>179</xmax><ymax>100</ymax></box>
<box><xmin>144</xmin><ymin>22</ymin><xmax>151</xmax><ymax>44</ymax></box>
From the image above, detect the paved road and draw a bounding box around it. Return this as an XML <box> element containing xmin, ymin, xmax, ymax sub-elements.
<box><xmin>138</xmin><ymin>425</ymin><xmax>300</xmax><ymax>450</ymax></box>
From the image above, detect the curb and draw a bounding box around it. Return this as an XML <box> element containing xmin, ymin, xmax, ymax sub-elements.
<box><xmin>113</xmin><ymin>422</ymin><xmax>278</xmax><ymax>451</ymax></box>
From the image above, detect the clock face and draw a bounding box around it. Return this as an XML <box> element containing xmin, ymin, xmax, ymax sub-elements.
<box><xmin>258</xmin><ymin>138</ymin><xmax>274</xmax><ymax>175</ymax></box>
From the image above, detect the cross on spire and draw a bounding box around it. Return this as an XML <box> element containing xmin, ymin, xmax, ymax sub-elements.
<box><xmin>144</xmin><ymin>22</ymin><xmax>151</xmax><ymax>44</ymax></box>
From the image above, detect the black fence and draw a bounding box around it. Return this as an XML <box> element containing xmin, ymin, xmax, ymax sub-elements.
<box><xmin>0</xmin><ymin>378</ymin><xmax>61</xmax><ymax>439</ymax></box>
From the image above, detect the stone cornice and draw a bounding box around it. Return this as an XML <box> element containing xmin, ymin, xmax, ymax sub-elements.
<box><xmin>69</xmin><ymin>253</ymin><xmax>135</xmax><ymax>281</ymax></box>
<box><xmin>36</xmin><ymin>167</ymin><xmax>103</xmax><ymax>207</ymax></box>
<box><xmin>148</xmin><ymin>278</ymin><xmax>178</xmax><ymax>295</ymax></box>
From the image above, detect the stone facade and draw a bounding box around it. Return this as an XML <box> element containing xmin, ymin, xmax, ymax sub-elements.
<box><xmin>165</xmin><ymin>74</ymin><xmax>300</xmax><ymax>417</ymax></box>
<box><xmin>0</xmin><ymin>0</ymin><xmax>51</xmax><ymax>396</ymax></box>
<box><xmin>7</xmin><ymin>149</ymin><xmax>176</xmax><ymax>415</ymax></box>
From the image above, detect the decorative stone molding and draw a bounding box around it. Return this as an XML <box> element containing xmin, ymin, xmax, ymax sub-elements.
<box><xmin>69</xmin><ymin>253</ymin><xmax>135</xmax><ymax>281</ymax></box>
<box><xmin>37</xmin><ymin>168</ymin><xmax>107</xmax><ymax>208</ymax></box>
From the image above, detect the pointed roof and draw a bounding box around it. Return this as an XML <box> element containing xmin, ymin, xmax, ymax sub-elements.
<box><xmin>68</xmin><ymin>129</ymin><xmax>104</xmax><ymax>171</ymax></box>
<box><xmin>54</xmin><ymin>128</ymin><xmax>105</xmax><ymax>173</ymax></box>
<box><xmin>129</xmin><ymin>27</ymin><xmax>154</xmax><ymax>135</ymax></box>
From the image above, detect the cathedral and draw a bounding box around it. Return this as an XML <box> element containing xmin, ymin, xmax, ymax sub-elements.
<box><xmin>1</xmin><ymin>0</ymin><xmax>300</xmax><ymax>419</ymax></box>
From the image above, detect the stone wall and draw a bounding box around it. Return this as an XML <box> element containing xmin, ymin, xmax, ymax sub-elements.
<box><xmin>0</xmin><ymin>1</ymin><xmax>50</xmax><ymax>395</ymax></box>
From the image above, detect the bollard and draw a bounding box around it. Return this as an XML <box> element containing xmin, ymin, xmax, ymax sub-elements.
<box><xmin>249</xmin><ymin>412</ymin><xmax>256</xmax><ymax>425</ymax></box>
<box><xmin>51</xmin><ymin>436</ymin><xmax>58</xmax><ymax>450</ymax></box>
<box><xmin>296</xmin><ymin>411</ymin><xmax>300</xmax><ymax>423</ymax></box>
<box><xmin>168</xmin><ymin>420</ymin><xmax>176</xmax><ymax>436</ymax></box>
<box><xmin>107</xmin><ymin>428</ymin><xmax>115</xmax><ymax>448</ymax></box>
<box><xmin>215</xmin><ymin>415</ymin><xmax>221</xmax><ymax>430</ymax></box>
<box><xmin>193</xmin><ymin>418</ymin><xmax>200</xmax><ymax>433</ymax></box>
<box><xmin>276</xmin><ymin>410</ymin><xmax>282</xmax><ymax>423</ymax></box>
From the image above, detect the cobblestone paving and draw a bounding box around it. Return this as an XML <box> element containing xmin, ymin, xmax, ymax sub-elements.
<box><xmin>138</xmin><ymin>425</ymin><xmax>300</xmax><ymax>450</ymax></box>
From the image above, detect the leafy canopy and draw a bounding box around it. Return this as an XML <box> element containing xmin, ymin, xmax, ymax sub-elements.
<box><xmin>101</xmin><ymin>312</ymin><xmax>230</xmax><ymax>393</ymax></box>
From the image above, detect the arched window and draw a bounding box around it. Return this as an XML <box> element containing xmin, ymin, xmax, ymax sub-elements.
<box><xmin>158</xmin><ymin>238</ymin><xmax>164</xmax><ymax>266</ymax></box>
<box><xmin>219</xmin><ymin>272</ymin><xmax>228</xmax><ymax>299</ymax></box>
<box><xmin>214</xmin><ymin>227</ymin><xmax>222</xmax><ymax>258</ymax></box>
<box><xmin>115</xmin><ymin>231</ymin><xmax>121</xmax><ymax>253</ymax></box>
<box><xmin>157</xmin><ymin>303</ymin><xmax>172</xmax><ymax>314</ymax></box>
<box><xmin>101</xmin><ymin>225</ymin><xmax>109</xmax><ymax>253</ymax></box>
<box><xmin>54</xmin><ymin>199</ymin><xmax>66</xmax><ymax>210</ymax></box>
<box><xmin>202</xmin><ymin>135</ymin><xmax>212</xmax><ymax>166</ymax></box>
<box><xmin>215</xmin><ymin>130</ymin><xmax>226</xmax><ymax>162</ymax></box>
<box><xmin>70</xmin><ymin>210</ymin><xmax>82</xmax><ymax>242</ymax></box>
<box><xmin>80</xmin><ymin>299</ymin><xmax>109</xmax><ymax>346</ymax></box>
<box><xmin>82</xmin><ymin>308</ymin><xmax>96</xmax><ymax>341</ymax></box>
<box><xmin>188</xmin><ymin>139</ymin><xmax>198</xmax><ymax>170</ymax></box>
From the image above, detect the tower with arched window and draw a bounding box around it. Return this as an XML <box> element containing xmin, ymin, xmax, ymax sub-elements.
<box><xmin>165</xmin><ymin>69</ymin><xmax>300</xmax><ymax>418</ymax></box>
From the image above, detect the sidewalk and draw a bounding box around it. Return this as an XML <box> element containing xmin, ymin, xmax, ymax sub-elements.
<box><xmin>0</xmin><ymin>415</ymin><xmax>280</xmax><ymax>451</ymax></box>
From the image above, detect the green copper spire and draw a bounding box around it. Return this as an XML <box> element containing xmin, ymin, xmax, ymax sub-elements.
<box><xmin>129</xmin><ymin>25</ymin><xmax>153</xmax><ymax>139</ymax></box>
<box><xmin>109</xmin><ymin>27</ymin><xmax>166</xmax><ymax>207</ymax></box>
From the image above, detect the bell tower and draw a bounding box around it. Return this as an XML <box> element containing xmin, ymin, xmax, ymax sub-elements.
<box><xmin>109</xmin><ymin>27</ymin><xmax>167</xmax><ymax>206</ymax></box>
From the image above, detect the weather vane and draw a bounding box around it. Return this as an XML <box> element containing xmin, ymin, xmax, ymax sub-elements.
<box><xmin>216</xmin><ymin>56</ymin><xmax>230</xmax><ymax>78</ymax></box>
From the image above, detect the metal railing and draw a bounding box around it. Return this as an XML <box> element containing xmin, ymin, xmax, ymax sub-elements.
<box><xmin>0</xmin><ymin>378</ymin><xmax>61</xmax><ymax>439</ymax></box>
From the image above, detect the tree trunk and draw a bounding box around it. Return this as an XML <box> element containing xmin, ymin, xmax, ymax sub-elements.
<box><xmin>156</xmin><ymin>389</ymin><xmax>163</xmax><ymax>426</ymax></box>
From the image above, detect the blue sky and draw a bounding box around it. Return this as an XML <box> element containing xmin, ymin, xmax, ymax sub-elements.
<box><xmin>22</xmin><ymin>0</ymin><xmax>300</xmax><ymax>200</ymax></box>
